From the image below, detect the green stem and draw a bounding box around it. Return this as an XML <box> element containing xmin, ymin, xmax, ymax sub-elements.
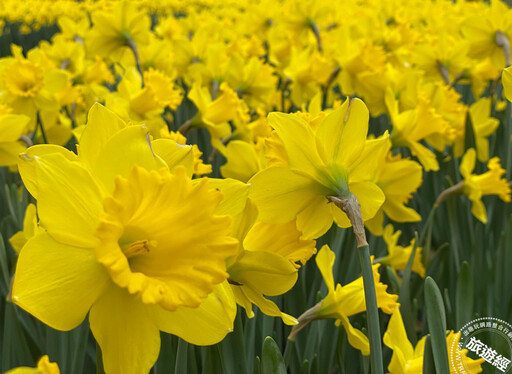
<box><xmin>96</xmin><ymin>342</ymin><xmax>105</xmax><ymax>374</ymax></box>
<box><xmin>127</xmin><ymin>39</ymin><xmax>144</xmax><ymax>88</ymax></box>
<box><xmin>36</xmin><ymin>111</ymin><xmax>48</xmax><ymax>144</ymax></box>
<box><xmin>283</xmin><ymin>338</ymin><xmax>294</xmax><ymax>367</ymax></box>
<box><xmin>358</xmin><ymin>244</ymin><xmax>384</xmax><ymax>374</ymax></box>
<box><xmin>327</xmin><ymin>193</ymin><xmax>383</xmax><ymax>373</ymax></box>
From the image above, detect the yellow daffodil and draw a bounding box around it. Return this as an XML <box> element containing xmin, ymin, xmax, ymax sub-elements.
<box><xmin>249</xmin><ymin>98</ymin><xmax>385</xmax><ymax>240</ymax></box>
<box><xmin>12</xmin><ymin>104</ymin><xmax>238</xmax><ymax>374</ymax></box>
<box><xmin>454</xmin><ymin>97</ymin><xmax>499</xmax><ymax>161</ymax></box>
<box><xmin>387</xmin><ymin>89</ymin><xmax>446</xmax><ymax>171</ymax></box>
<box><xmin>185</xmin><ymin>81</ymin><xmax>248</xmax><ymax>139</ymax></box>
<box><xmin>86</xmin><ymin>1</ymin><xmax>150</xmax><ymax>64</ymax></box>
<box><xmin>9</xmin><ymin>203</ymin><xmax>37</xmax><ymax>254</ymax></box>
<box><xmin>217</xmin><ymin>138</ymin><xmax>267</xmax><ymax>183</ymax></box>
<box><xmin>384</xmin><ymin>308</ymin><xmax>484</xmax><ymax>373</ymax></box>
<box><xmin>0</xmin><ymin>110</ymin><xmax>30</xmax><ymax>166</ymax></box>
<box><xmin>0</xmin><ymin>45</ymin><xmax>67</xmax><ymax>124</ymax></box>
<box><xmin>159</xmin><ymin>127</ymin><xmax>212</xmax><ymax>176</ymax></box>
<box><xmin>106</xmin><ymin>68</ymin><xmax>182</xmax><ymax>137</ymax></box>
<box><xmin>462</xmin><ymin>0</ymin><xmax>512</xmax><ymax>69</ymax></box>
<box><xmin>350</xmin><ymin>135</ymin><xmax>422</xmax><ymax>236</ymax></box>
<box><xmin>459</xmin><ymin>148</ymin><xmax>511</xmax><ymax>223</ymax></box>
<box><xmin>6</xmin><ymin>355</ymin><xmax>60</xmax><ymax>374</ymax></box>
<box><xmin>226</xmin><ymin>197</ymin><xmax>315</xmax><ymax>325</ymax></box>
<box><xmin>289</xmin><ymin>245</ymin><xmax>399</xmax><ymax>354</ymax></box>
<box><xmin>378</xmin><ymin>225</ymin><xmax>425</xmax><ymax>278</ymax></box>
<box><xmin>225</xmin><ymin>55</ymin><xmax>278</xmax><ymax>111</ymax></box>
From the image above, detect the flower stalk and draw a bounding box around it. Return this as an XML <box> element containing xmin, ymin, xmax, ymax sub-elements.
<box><xmin>328</xmin><ymin>193</ymin><xmax>383</xmax><ymax>374</ymax></box>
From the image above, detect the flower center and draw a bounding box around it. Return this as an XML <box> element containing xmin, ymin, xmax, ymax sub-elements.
<box><xmin>94</xmin><ymin>166</ymin><xmax>237</xmax><ymax>311</ymax></box>
<box><xmin>4</xmin><ymin>60</ymin><xmax>44</xmax><ymax>98</ymax></box>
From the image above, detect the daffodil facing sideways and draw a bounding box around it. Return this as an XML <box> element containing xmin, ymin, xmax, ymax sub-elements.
<box><xmin>376</xmin><ymin>224</ymin><xmax>426</xmax><ymax>278</ymax></box>
<box><xmin>287</xmin><ymin>246</ymin><xmax>399</xmax><ymax>354</ymax></box>
<box><xmin>0</xmin><ymin>109</ymin><xmax>30</xmax><ymax>167</ymax></box>
<box><xmin>383</xmin><ymin>308</ymin><xmax>484</xmax><ymax>373</ymax></box>
<box><xmin>435</xmin><ymin>148</ymin><xmax>511</xmax><ymax>223</ymax></box>
<box><xmin>180</xmin><ymin>81</ymin><xmax>249</xmax><ymax>140</ymax></box>
<box><xmin>11</xmin><ymin>104</ymin><xmax>239</xmax><ymax>374</ymax></box>
<box><xmin>5</xmin><ymin>355</ymin><xmax>60</xmax><ymax>374</ymax></box>
<box><xmin>249</xmin><ymin>97</ymin><xmax>385</xmax><ymax>240</ymax></box>
<box><xmin>224</xmin><ymin>197</ymin><xmax>316</xmax><ymax>325</ymax></box>
<box><xmin>86</xmin><ymin>1</ymin><xmax>150</xmax><ymax>70</ymax></box>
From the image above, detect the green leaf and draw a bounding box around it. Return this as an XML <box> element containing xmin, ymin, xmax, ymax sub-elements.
<box><xmin>202</xmin><ymin>345</ymin><xmax>223</xmax><ymax>374</ymax></box>
<box><xmin>174</xmin><ymin>339</ymin><xmax>188</xmax><ymax>374</ymax></box>
<box><xmin>424</xmin><ymin>277</ymin><xmax>450</xmax><ymax>374</ymax></box>
<box><xmin>456</xmin><ymin>261</ymin><xmax>473</xmax><ymax>330</ymax></box>
<box><xmin>422</xmin><ymin>335</ymin><xmax>436</xmax><ymax>374</ymax></box>
<box><xmin>398</xmin><ymin>232</ymin><xmax>419</xmax><ymax>345</ymax></box>
<box><xmin>221</xmin><ymin>312</ymin><xmax>247</xmax><ymax>374</ymax></box>
<box><xmin>261</xmin><ymin>337</ymin><xmax>286</xmax><ymax>374</ymax></box>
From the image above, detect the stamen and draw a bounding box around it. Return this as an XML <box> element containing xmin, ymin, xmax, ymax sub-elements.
<box><xmin>121</xmin><ymin>239</ymin><xmax>156</xmax><ymax>258</ymax></box>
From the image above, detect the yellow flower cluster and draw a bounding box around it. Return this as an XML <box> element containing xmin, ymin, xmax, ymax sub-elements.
<box><xmin>2</xmin><ymin>0</ymin><xmax>512</xmax><ymax>373</ymax></box>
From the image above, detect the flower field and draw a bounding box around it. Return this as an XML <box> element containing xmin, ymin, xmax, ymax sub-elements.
<box><xmin>1</xmin><ymin>0</ymin><xmax>512</xmax><ymax>373</ymax></box>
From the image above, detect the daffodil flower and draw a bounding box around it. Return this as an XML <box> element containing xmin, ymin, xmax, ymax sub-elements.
<box><xmin>378</xmin><ymin>225</ymin><xmax>425</xmax><ymax>278</ymax></box>
<box><xmin>6</xmin><ymin>355</ymin><xmax>60</xmax><ymax>374</ymax></box>
<box><xmin>459</xmin><ymin>148</ymin><xmax>511</xmax><ymax>223</ymax></box>
<box><xmin>288</xmin><ymin>245</ymin><xmax>398</xmax><ymax>354</ymax></box>
<box><xmin>12</xmin><ymin>104</ymin><xmax>238</xmax><ymax>374</ymax></box>
<box><xmin>384</xmin><ymin>308</ymin><xmax>484</xmax><ymax>373</ymax></box>
<box><xmin>249</xmin><ymin>98</ymin><xmax>385</xmax><ymax>240</ymax></box>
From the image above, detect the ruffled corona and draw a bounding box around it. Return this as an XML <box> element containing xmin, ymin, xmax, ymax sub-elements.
<box><xmin>95</xmin><ymin>166</ymin><xmax>237</xmax><ymax>310</ymax></box>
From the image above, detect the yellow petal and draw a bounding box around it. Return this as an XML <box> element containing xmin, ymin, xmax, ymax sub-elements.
<box><xmin>244</xmin><ymin>220</ymin><xmax>317</xmax><ymax>266</ymax></box>
<box><xmin>460</xmin><ymin>148</ymin><xmax>476</xmax><ymax>179</ymax></box>
<box><xmin>296</xmin><ymin>195</ymin><xmax>334</xmax><ymax>240</ymax></box>
<box><xmin>207</xmin><ymin>177</ymin><xmax>250</xmax><ymax>217</ymax></box>
<box><xmin>33</xmin><ymin>153</ymin><xmax>104</xmax><ymax>248</ymax></box>
<box><xmin>249</xmin><ymin>167</ymin><xmax>331</xmax><ymax>224</ymax></box>
<box><xmin>316</xmin><ymin>98</ymin><xmax>369</xmax><ymax>170</ymax></box>
<box><xmin>315</xmin><ymin>245</ymin><xmax>336</xmax><ymax>292</ymax></box>
<box><xmin>89</xmin><ymin>285</ymin><xmax>160</xmax><ymax>374</ymax></box>
<box><xmin>503</xmin><ymin>66</ymin><xmax>512</xmax><ymax>102</ymax></box>
<box><xmin>238</xmin><ymin>285</ymin><xmax>298</xmax><ymax>325</ymax></box>
<box><xmin>337</xmin><ymin>314</ymin><xmax>370</xmax><ymax>356</ymax></box>
<box><xmin>78</xmin><ymin>103</ymin><xmax>126</xmax><ymax>169</ymax></box>
<box><xmin>220</xmin><ymin>140</ymin><xmax>261</xmax><ymax>183</ymax></box>
<box><xmin>409</xmin><ymin>141</ymin><xmax>439</xmax><ymax>172</ymax></box>
<box><xmin>349</xmin><ymin>181</ymin><xmax>385</xmax><ymax>221</ymax></box>
<box><xmin>154</xmin><ymin>281</ymin><xmax>236</xmax><ymax>345</ymax></box>
<box><xmin>267</xmin><ymin>112</ymin><xmax>325</xmax><ymax>180</ymax></box>
<box><xmin>18</xmin><ymin>145</ymin><xmax>77</xmax><ymax>199</ymax></box>
<box><xmin>383</xmin><ymin>308</ymin><xmax>414</xmax><ymax>367</ymax></box>
<box><xmin>151</xmin><ymin>138</ymin><xmax>194</xmax><ymax>177</ymax></box>
<box><xmin>228</xmin><ymin>250</ymin><xmax>298</xmax><ymax>296</ymax></box>
<box><xmin>12</xmin><ymin>233</ymin><xmax>108</xmax><ymax>331</ymax></box>
<box><xmin>94</xmin><ymin>125</ymin><xmax>163</xmax><ymax>193</ymax></box>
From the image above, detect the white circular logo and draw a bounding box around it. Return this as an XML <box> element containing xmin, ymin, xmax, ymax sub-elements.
<box><xmin>450</xmin><ymin>317</ymin><xmax>512</xmax><ymax>373</ymax></box>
